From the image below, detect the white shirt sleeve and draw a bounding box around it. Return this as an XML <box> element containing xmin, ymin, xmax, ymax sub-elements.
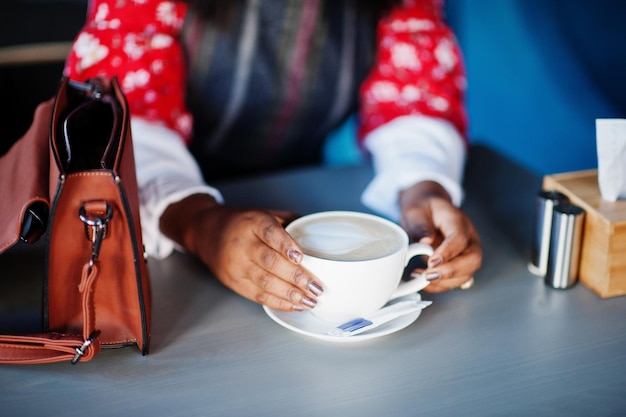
<box><xmin>131</xmin><ymin>117</ymin><xmax>224</xmax><ymax>259</ymax></box>
<box><xmin>361</xmin><ymin>115</ymin><xmax>467</xmax><ymax>221</ymax></box>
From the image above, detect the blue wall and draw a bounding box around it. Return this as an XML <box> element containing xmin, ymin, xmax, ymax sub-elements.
<box><xmin>447</xmin><ymin>0</ymin><xmax>625</xmax><ymax>176</ymax></box>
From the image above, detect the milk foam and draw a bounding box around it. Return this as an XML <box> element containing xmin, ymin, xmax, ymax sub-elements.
<box><xmin>289</xmin><ymin>216</ymin><xmax>404</xmax><ymax>261</ymax></box>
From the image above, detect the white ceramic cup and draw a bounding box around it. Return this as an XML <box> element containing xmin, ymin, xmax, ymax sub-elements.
<box><xmin>286</xmin><ymin>211</ymin><xmax>433</xmax><ymax>323</ymax></box>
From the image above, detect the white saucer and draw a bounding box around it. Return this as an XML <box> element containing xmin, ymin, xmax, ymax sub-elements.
<box><xmin>263</xmin><ymin>305</ymin><xmax>423</xmax><ymax>343</ymax></box>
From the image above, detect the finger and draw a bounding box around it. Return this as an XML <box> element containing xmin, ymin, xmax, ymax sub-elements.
<box><xmin>249</xmin><ymin>268</ymin><xmax>319</xmax><ymax>311</ymax></box>
<box><xmin>256</xmin><ymin>292</ymin><xmax>311</xmax><ymax>312</ymax></box>
<box><xmin>252</xmin><ymin>213</ymin><xmax>305</xmax><ymax>264</ymax></box>
<box><xmin>427</xmin><ymin>209</ymin><xmax>474</xmax><ymax>269</ymax></box>
<box><xmin>422</xmin><ymin>237</ymin><xmax>482</xmax><ymax>291</ymax></box>
<box><xmin>232</xmin><ymin>271</ymin><xmax>315</xmax><ymax>312</ymax></box>
<box><xmin>268</xmin><ymin>210</ymin><xmax>300</xmax><ymax>226</ymax></box>
<box><xmin>423</xmin><ymin>275</ymin><xmax>476</xmax><ymax>292</ymax></box>
<box><xmin>247</xmin><ymin>214</ymin><xmax>325</xmax><ymax>302</ymax></box>
<box><xmin>249</xmin><ymin>234</ymin><xmax>324</xmax><ymax>299</ymax></box>
<box><xmin>401</xmin><ymin>206</ymin><xmax>436</xmax><ymax>244</ymax></box>
<box><xmin>219</xmin><ymin>247</ymin><xmax>321</xmax><ymax>311</ymax></box>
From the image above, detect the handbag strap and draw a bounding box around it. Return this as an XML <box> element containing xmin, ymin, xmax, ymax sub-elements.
<box><xmin>0</xmin><ymin>201</ymin><xmax>112</xmax><ymax>365</ymax></box>
<box><xmin>0</xmin><ymin>265</ymin><xmax>102</xmax><ymax>364</ymax></box>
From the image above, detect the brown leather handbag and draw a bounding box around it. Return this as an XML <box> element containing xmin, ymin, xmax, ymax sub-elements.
<box><xmin>0</xmin><ymin>77</ymin><xmax>151</xmax><ymax>364</ymax></box>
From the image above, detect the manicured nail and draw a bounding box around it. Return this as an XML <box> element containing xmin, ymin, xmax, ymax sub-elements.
<box><xmin>308</xmin><ymin>281</ymin><xmax>324</xmax><ymax>296</ymax></box>
<box><xmin>426</xmin><ymin>271</ymin><xmax>441</xmax><ymax>281</ymax></box>
<box><xmin>429</xmin><ymin>257</ymin><xmax>443</xmax><ymax>268</ymax></box>
<box><xmin>288</xmin><ymin>248</ymin><xmax>303</xmax><ymax>264</ymax></box>
<box><xmin>410</xmin><ymin>271</ymin><xmax>423</xmax><ymax>279</ymax></box>
<box><xmin>292</xmin><ymin>305</ymin><xmax>304</xmax><ymax>312</ymax></box>
<box><xmin>301</xmin><ymin>297</ymin><xmax>317</xmax><ymax>308</ymax></box>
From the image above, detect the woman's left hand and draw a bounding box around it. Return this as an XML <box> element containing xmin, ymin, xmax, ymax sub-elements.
<box><xmin>399</xmin><ymin>181</ymin><xmax>482</xmax><ymax>292</ymax></box>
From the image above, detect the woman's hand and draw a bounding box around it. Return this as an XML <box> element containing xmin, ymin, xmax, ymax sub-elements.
<box><xmin>399</xmin><ymin>181</ymin><xmax>482</xmax><ymax>292</ymax></box>
<box><xmin>160</xmin><ymin>194</ymin><xmax>323</xmax><ymax>311</ymax></box>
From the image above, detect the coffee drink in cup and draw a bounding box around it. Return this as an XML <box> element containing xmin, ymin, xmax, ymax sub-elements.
<box><xmin>286</xmin><ymin>211</ymin><xmax>432</xmax><ymax>323</ymax></box>
<box><xmin>287</xmin><ymin>214</ymin><xmax>405</xmax><ymax>262</ymax></box>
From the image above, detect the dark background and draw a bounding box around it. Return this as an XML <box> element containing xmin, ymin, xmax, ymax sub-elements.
<box><xmin>0</xmin><ymin>0</ymin><xmax>87</xmax><ymax>155</ymax></box>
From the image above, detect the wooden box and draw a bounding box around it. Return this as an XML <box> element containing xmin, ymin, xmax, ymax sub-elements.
<box><xmin>543</xmin><ymin>170</ymin><xmax>626</xmax><ymax>298</ymax></box>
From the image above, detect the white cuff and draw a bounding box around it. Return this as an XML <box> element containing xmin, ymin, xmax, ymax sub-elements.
<box><xmin>132</xmin><ymin>118</ymin><xmax>223</xmax><ymax>259</ymax></box>
<box><xmin>361</xmin><ymin>115</ymin><xmax>466</xmax><ymax>221</ymax></box>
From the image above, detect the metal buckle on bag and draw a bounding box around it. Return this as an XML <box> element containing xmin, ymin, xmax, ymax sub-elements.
<box><xmin>71</xmin><ymin>330</ymin><xmax>101</xmax><ymax>365</ymax></box>
<box><xmin>79</xmin><ymin>201</ymin><xmax>113</xmax><ymax>267</ymax></box>
<box><xmin>68</xmin><ymin>79</ymin><xmax>103</xmax><ymax>99</ymax></box>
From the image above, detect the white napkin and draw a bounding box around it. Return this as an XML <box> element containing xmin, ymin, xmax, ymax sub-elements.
<box><xmin>596</xmin><ymin>119</ymin><xmax>626</xmax><ymax>202</ymax></box>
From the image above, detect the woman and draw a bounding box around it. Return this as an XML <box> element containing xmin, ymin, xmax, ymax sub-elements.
<box><xmin>65</xmin><ymin>0</ymin><xmax>481</xmax><ymax>312</ymax></box>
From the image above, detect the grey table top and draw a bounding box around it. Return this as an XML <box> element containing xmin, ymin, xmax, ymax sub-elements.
<box><xmin>1</xmin><ymin>146</ymin><xmax>625</xmax><ymax>417</ymax></box>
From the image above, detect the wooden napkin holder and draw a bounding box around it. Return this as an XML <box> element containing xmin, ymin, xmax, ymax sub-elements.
<box><xmin>543</xmin><ymin>170</ymin><xmax>626</xmax><ymax>298</ymax></box>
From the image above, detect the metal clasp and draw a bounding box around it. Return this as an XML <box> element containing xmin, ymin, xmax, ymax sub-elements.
<box><xmin>79</xmin><ymin>202</ymin><xmax>113</xmax><ymax>267</ymax></box>
<box><xmin>71</xmin><ymin>330</ymin><xmax>101</xmax><ymax>365</ymax></box>
<box><xmin>68</xmin><ymin>79</ymin><xmax>103</xmax><ymax>99</ymax></box>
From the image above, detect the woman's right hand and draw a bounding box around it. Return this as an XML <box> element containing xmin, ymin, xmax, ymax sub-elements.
<box><xmin>159</xmin><ymin>194</ymin><xmax>324</xmax><ymax>311</ymax></box>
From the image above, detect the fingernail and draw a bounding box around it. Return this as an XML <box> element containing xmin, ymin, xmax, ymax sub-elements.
<box><xmin>301</xmin><ymin>297</ymin><xmax>317</xmax><ymax>308</ymax></box>
<box><xmin>288</xmin><ymin>248</ymin><xmax>303</xmax><ymax>264</ymax></box>
<box><xmin>429</xmin><ymin>257</ymin><xmax>443</xmax><ymax>268</ymax></box>
<box><xmin>308</xmin><ymin>281</ymin><xmax>324</xmax><ymax>296</ymax></box>
<box><xmin>426</xmin><ymin>271</ymin><xmax>441</xmax><ymax>281</ymax></box>
<box><xmin>292</xmin><ymin>305</ymin><xmax>304</xmax><ymax>312</ymax></box>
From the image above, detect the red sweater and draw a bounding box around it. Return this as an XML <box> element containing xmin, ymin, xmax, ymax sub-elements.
<box><xmin>65</xmin><ymin>0</ymin><xmax>466</xmax><ymax>146</ymax></box>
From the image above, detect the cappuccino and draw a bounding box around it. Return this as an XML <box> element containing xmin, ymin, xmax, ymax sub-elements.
<box><xmin>285</xmin><ymin>211</ymin><xmax>432</xmax><ymax>322</ymax></box>
<box><xmin>288</xmin><ymin>212</ymin><xmax>405</xmax><ymax>261</ymax></box>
